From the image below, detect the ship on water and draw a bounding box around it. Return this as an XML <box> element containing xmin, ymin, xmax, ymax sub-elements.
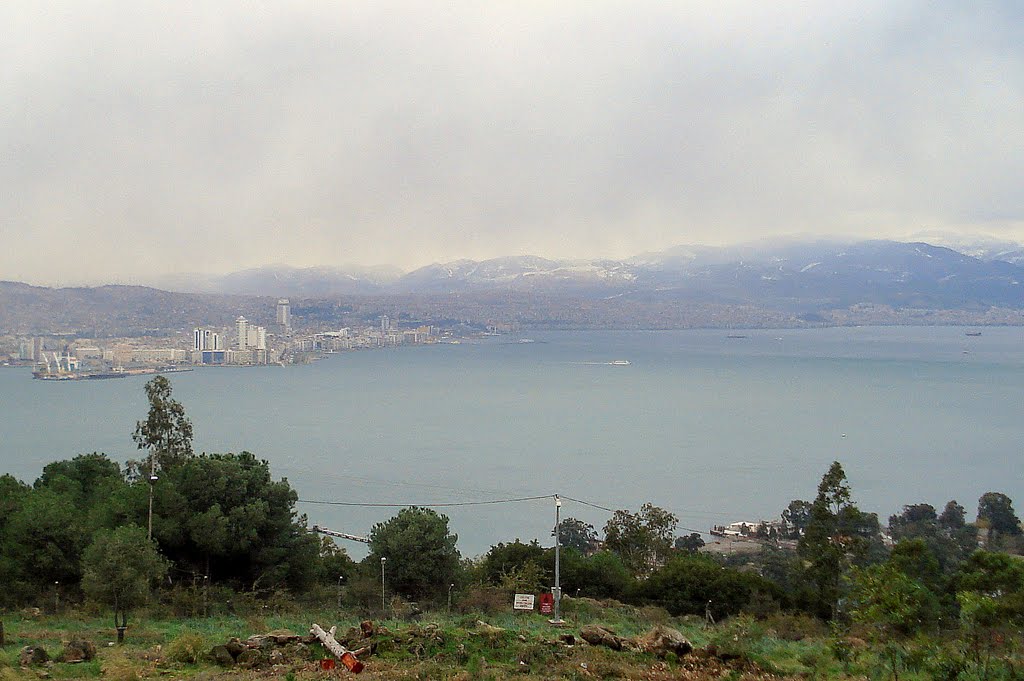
<box><xmin>32</xmin><ymin>351</ymin><xmax>191</xmax><ymax>381</ymax></box>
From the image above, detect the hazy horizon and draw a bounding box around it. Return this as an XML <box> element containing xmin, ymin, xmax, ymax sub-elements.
<box><xmin>4</xmin><ymin>3</ymin><xmax>1023</xmax><ymax>286</ymax></box>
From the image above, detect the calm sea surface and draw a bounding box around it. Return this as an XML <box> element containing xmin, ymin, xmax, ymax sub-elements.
<box><xmin>1</xmin><ymin>327</ymin><xmax>1021</xmax><ymax>557</ymax></box>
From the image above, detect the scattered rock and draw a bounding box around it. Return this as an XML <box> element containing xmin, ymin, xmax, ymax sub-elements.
<box><xmin>19</xmin><ymin>645</ymin><xmax>49</xmax><ymax>666</ymax></box>
<box><xmin>699</xmin><ymin>644</ymin><xmax>742</xmax><ymax>662</ymax></box>
<box><xmin>224</xmin><ymin>637</ymin><xmax>246</xmax><ymax>659</ymax></box>
<box><xmin>475</xmin><ymin>621</ymin><xmax>505</xmax><ymax>636</ymax></box>
<box><xmin>558</xmin><ymin>634</ymin><xmax>576</xmax><ymax>646</ymax></box>
<box><xmin>579</xmin><ymin>625</ymin><xmax>623</xmax><ymax>651</ymax></box>
<box><xmin>267</xmin><ymin>629</ymin><xmax>300</xmax><ymax>645</ymax></box>
<box><xmin>636</xmin><ymin>625</ymin><xmax>692</xmax><ymax>659</ymax></box>
<box><xmin>61</xmin><ymin>639</ymin><xmax>97</xmax><ymax>663</ymax></box>
<box><xmin>236</xmin><ymin>648</ymin><xmax>264</xmax><ymax>668</ymax></box>
<box><xmin>209</xmin><ymin>645</ymin><xmax>236</xmax><ymax>666</ymax></box>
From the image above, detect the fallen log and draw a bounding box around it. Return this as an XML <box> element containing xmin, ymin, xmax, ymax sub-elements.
<box><xmin>310</xmin><ymin>623</ymin><xmax>364</xmax><ymax>674</ymax></box>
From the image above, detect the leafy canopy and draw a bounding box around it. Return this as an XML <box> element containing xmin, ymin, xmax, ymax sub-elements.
<box><xmin>367</xmin><ymin>506</ymin><xmax>460</xmax><ymax>601</ymax></box>
<box><xmin>133</xmin><ymin>376</ymin><xmax>194</xmax><ymax>471</ymax></box>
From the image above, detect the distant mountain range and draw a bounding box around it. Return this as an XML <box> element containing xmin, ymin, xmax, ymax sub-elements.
<box><xmin>5</xmin><ymin>237</ymin><xmax>1024</xmax><ymax>334</ymax></box>
<box><xmin>146</xmin><ymin>238</ymin><xmax>1024</xmax><ymax>310</ymax></box>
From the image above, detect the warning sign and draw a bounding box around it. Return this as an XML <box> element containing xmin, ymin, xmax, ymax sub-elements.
<box><xmin>513</xmin><ymin>593</ymin><xmax>535</xmax><ymax>610</ymax></box>
<box><xmin>539</xmin><ymin>593</ymin><xmax>554</xmax><ymax>614</ymax></box>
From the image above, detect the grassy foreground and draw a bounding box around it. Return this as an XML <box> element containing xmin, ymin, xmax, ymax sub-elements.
<box><xmin>0</xmin><ymin>599</ymin><xmax>1016</xmax><ymax>680</ymax></box>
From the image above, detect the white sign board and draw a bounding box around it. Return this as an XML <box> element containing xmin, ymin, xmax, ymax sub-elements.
<box><xmin>513</xmin><ymin>593</ymin><xmax>535</xmax><ymax>610</ymax></box>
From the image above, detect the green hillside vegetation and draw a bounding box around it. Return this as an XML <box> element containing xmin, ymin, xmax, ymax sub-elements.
<box><xmin>1</xmin><ymin>377</ymin><xmax>1022</xmax><ymax>679</ymax></box>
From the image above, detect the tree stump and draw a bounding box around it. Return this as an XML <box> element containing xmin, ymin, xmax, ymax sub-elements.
<box><xmin>310</xmin><ymin>623</ymin><xmax>364</xmax><ymax>673</ymax></box>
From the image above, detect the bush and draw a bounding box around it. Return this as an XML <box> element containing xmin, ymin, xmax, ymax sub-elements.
<box><xmin>456</xmin><ymin>585</ymin><xmax>508</xmax><ymax>615</ymax></box>
<box><xmin>761</xmin><ymin>613</ymin><xmax>827</xmax><ymax>641</ymax></box>
<box><xmin>165</xmin><ymin>630</ymin><xmax>205</xmax><ymax>664</ymax></box>
<box><xmin>100</xmin><ymin>650</ymin><xmax>141</xmax><ymax>681</ymax></box>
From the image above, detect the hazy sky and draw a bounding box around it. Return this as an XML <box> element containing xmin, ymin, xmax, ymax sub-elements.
<box><xmin>3</xmin><ymin>2</ymin><xmax>1023</xmax><ymax>285</ymax></box>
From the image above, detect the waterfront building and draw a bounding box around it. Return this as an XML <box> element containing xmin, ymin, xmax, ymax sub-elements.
<box><xmin>194</xmin><ymin>327</ymin><xmax>222</xmax><ymax>351</ymax></box>
<box><xmin>276</xmin><ymin>299</ymin><xmax>291</xmax><ymax>332</ymax></box>
<box><xmin>236</xmin><ymin>316</ymin><xmax>249</xmax><ymax>350</ymax></box>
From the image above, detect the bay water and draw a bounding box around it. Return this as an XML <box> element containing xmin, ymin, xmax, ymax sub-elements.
<box><xmin>1</xmin><ymin>326</ymin><xmax>1021</xmax><ymax>558</ymax></box>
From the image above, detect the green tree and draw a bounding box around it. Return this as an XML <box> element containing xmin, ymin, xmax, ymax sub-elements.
<box><xmin>603</xmin><ymin>503</ymin><xmax>678</xmax><ymax>576</ymax></box>
<box><xmin>887</xmin><ymin>501</ymin><xmax>974</xmax><ymax>574</ymax></box>
<box><xmin>132</xmin><ymin>376</ymin><xmax>194</xmax><ymax>471</ymax></box>
<box><xmin>782</xmin><ymin>499</ymin><xmax>813</xmax><ymax>538</ymax></box>
<box><xmin>847</xmin><ymin>563</ymin><xmax>940</xmax><ymax>680</ymax></box>
<box><xmin>557</xmin><ymin>550</ymin><xmax>632</xmax><ymax>600</ymax></box>
<box><xmin>367</xmin><ymin>507</ymin><xmax>460</xmax><ymax>602</ymax></box>
<box><xmin>674</xmin><ymin>532</ymin><xmax>706</xmax><ymax>553</ymax></box>
<box><xmin>954</xmin><ymin>550</ymin><xmax>1024</xmax><ymax>624</ymax></box>
<box><xmin>556</xmin><ymin>518</ymin><xmax>598</xmax><ymax>554</ymax></box>
<box><xmin>0</xmin><ymin>475</ymin><xmax>30</xmax><ymax>606</ymax></box>
<box><xmin>1</xmin><ymin>488</ymin><xmax>86</xmax><ymax>599</ymax></box>
<box><xmin>480</xmin><ymin>539</ymin><xmax>547</xmax><ymax>586</ymax></box>
<box><xmin>798</xmin><ymin>461</ymin><xmax>882</xmax><ymax>618</ymax></box>
<box><xmin>888</xmin><ymin>539</ymin><xmax>942</xmax><ymax>593</ymax></box>
<box><xmin>938</xmin><ymin>500</ymin><xmax>966</xmax><ymax>530</ymax></box>
<box><xmin>642</xmin><ymin>554</ymin><xmax>779</xmax><ymax>619</ymax></box>
<box><xmin>977</xmin><ymin>492</ymin><xmax>1021</xmax><ymax>538</ymax></box>
<box><xmin>81</xmin><ymin>525</ymin><xmax>167</xmax><ymax>642</ymax></box>
<box><xmin>149</xmin><ymin>452</ymin><xmax>318</xmax><ymax>590</ymax></box>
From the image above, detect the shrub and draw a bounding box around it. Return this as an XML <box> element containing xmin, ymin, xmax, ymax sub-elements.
<box><xmin>100</xmin><ymin>650</ymin><xmax>141</xmax><ymax>681</ymax></box>
<box><xmin>165</xmin><ymin>630</ymin><xmax>205</xmax><ymax>664</ymax></box>
<box><xmin>456</xmin><ymin>585</ymin><xmax>508</xmax><ymax>615</ymax></box>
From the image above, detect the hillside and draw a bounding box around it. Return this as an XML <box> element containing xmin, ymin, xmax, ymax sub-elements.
<box><xmin>5</xmin><ymin>239</ymin><xmax>1024</xmax><ymax>334</ymax></box>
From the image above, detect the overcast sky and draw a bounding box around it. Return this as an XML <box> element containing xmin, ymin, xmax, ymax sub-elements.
<box><xmin>2</xmin><ymin>2</ymin><xmax>1023</xmax><ymax>285</ymax></box>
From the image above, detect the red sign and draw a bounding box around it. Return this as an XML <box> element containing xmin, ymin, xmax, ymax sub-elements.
<box><xmin>539</xmin><ymin>593</ymin><xmax>554</xmax><ymax>615</ymax></box>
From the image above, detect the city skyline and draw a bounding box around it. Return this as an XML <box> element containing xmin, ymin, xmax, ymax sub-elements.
<box><xmin>3</xmin><ymin>3</ymin><xmax>1022</xmax><ymax>286</ymax></box>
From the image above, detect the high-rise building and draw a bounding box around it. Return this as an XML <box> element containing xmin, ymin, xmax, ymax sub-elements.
<box><xmin>276</xmin><ymin>299</ymin><xmax>291</xmax><ymax>332</ymax></box>
<box><xmin>194</xmin><ymin>327</ymin><xmax>222</xmax><ymax>351</ymax></box>
<box><xmin>236</xmin><ymin>316</ymin><xmax>249</xmax><ymax>350</ymax></box>
<box><xmin>381</xmin><ymin>315</ymin><xmax>390</xmax><ymax>332</ymax></box>
<box><xmin>246</xmin><ymin>325</ymin><xmax>266</xmax><ymax>351</ymax></box>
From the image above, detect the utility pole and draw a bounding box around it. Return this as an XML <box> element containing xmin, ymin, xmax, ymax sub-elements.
<box><xmin>380</xmin><ymin>557</ymin><xmax>387</xmax><ymax>615</ymax></box>
<box><xmin>147</xmin><ymin>450</ymin><xmax>158</xmax><ymax>541</ymax></box>
<box><xmin>550</xmin><ymin>495</ymin><xmax>565</xmax><ymax>625</ymax></box>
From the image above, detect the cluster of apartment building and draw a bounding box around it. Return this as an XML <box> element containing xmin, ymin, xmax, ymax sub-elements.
<box><xmin>292</xmin><ymin>323</ymin><xmax>435</xmax><ymax>353</ymax></box>
<box><xmin>190</xmin><ymin>315</ymin><xmax>269</xmax><ymax>365</ymax></box>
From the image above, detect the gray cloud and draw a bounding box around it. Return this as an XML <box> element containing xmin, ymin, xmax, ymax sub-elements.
<box><xmin>2</xmin><ymin>1</ymin><xmax>1022</xmax><ymax>284</ymax></box>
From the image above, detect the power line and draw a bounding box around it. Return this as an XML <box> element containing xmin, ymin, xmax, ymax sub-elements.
<box><xmin>297</xmin><ymin>494</ymin><xmax>552</xmax><ymax>508</ymax></box>
<box><xmin>299</xmin><ymin>492</ymin><xmax>718</xmax><ymax>535</ymax></box>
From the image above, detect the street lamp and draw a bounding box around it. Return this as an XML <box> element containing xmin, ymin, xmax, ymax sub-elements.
<box><xmin>380</xmin><ymin>557</ymin><xmax>387</xmax><ymax>615</ymax></box>
<box><xmin>447</xmin><ymin>583</ymin><xmax>455</xmax><ymax>612</ymax></box>
<box><xmin>337</xmin><ymin>575</ymin><xmax>345</xmax><ymax>609</ymax></box>
<box><xmin>550</xmin><ymin>495</ymin><xmax>565</xmax><ymax>625</ymax></box>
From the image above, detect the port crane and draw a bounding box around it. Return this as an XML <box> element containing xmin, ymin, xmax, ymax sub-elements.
<box><xmin>312</xmin><ymin>525</ymin><xmax>369</xmax><ymax>544</ymax></box>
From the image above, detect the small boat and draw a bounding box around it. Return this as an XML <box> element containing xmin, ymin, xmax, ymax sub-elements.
<box><xmin>965</xmin><ymin>331</ymin><xmax>982</xmax><ymax>337</ymax></box>
<box><xmin>610</xmin><ymin>360</ymin><xmax>631</xmax><ymax>366</ymax></box>
<box><xmin>726</xmin><ymin>334</ymin><xmax>748</xmax><ymax>339</ymax></box>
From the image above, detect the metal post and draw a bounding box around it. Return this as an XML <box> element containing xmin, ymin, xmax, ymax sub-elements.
<box><xmin>550</xmin><ymin>495</ymin><xmax>565</xmax><ymax>625</ymax></box>
<box><xmin>448</xmin><ymin>583</ymin><xmax>455</xmax><ymax>612</ymax></box>
<box><xmin>147</xmin><ymin>451</ymin><xmax>158</xmax><ymax>542</ymax></box>
<box><xmin>380</xmin><ymin>557</ymin><xmax>387</xmax><ymax>615</ymax></box>
<box><xmin>337</xmin><ymin>575</ymin><xmax>344</xmax><ymax>609</ymax></box>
